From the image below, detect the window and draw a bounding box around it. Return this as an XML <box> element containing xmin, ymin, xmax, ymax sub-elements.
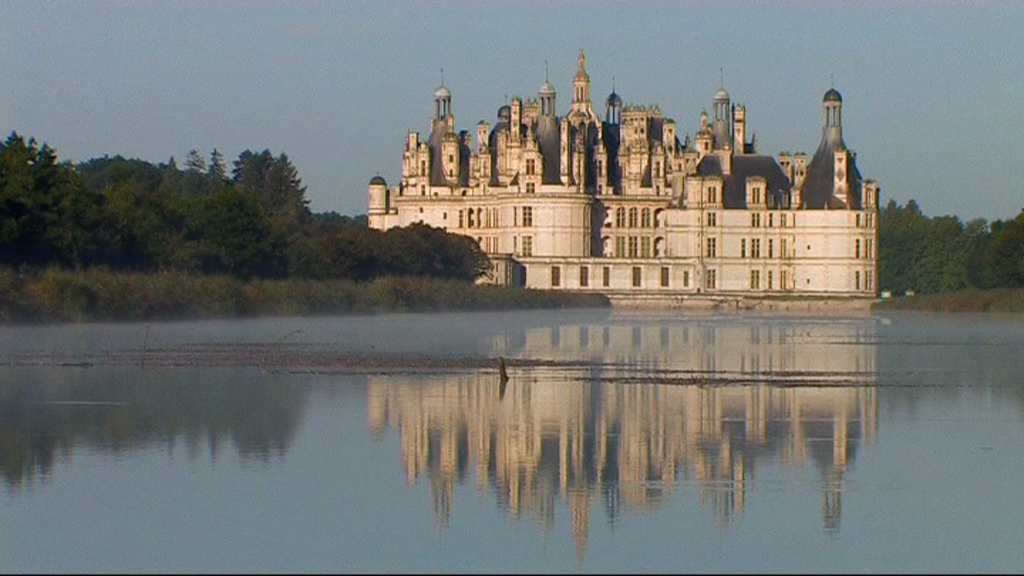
<box><xmin>867</xmin><ymin>239</ymin><xmax>873</xmax><ymax>259</ymax></box>
<box><xmin>660</xmin><ymin>266</ymin><xmax>670</xmax><ymax>287</ymax></box>
<box><xmin>706</xmin><ymin>269</ymin><xmax>717</xmax><ymax>290</ymax></box>
<box><xmin>769</xmin><ymin>213</ymin><xmax>774</xmax><ymax>228</ymax></box>
<box><xmin>781</xmin><ymin>270</ymin><xmax>789</xmax><ymax>290</ymax></box>
<box><xmin>741</xmin><ymin>238</ymin><xmax>746</xmax><ymax>258</ymax></box>
<box><xmin>526</xmin><ymin>159</ymin><xmax>536</xmax><ymax>175</ymax></box>
<box><xmin>641</xmin><ymin>237</ymin><xmax>651</xmax><ymax>258</ymax></box>
<box><xmin>526</xmin><ymin>182</ymin><xmax>535</xmax><ymax>194</ymax></box>
<box><xmin>628</xmin><ymin>208</ymin><xmax>638</xmax><ymax>228</ymax></box>
<box><xmin>580</xmin><ymin>266</ymin><xmax>589</xmax><ymax>287</ymax></box>
<box><xmin>781</xmin><ymin>238</ymin><xmax>788</xmax><ymax>257</ymax></box>
<box><xmin>707</xmin><ymin>212</ymin><xmax>717</xmax><ymax>227</ymax></box>
<box><xmin>522</xmin><ymin>236</ymin><xmax>533</xmax><ymax>256</ymax></box>
<box><xmin>522</xmin><ymin>206</ymin><xmax>533</xmax><ymax>227</ymax></box>
<box><xmin>458</xmin><ymin>210</ymin><xmax>464</xmax><ymax>228</ymax></box>
<box><xmin>603</xmin><ymin>266</ymin><xmax>610</xmax><ymax>287</ymax></box>
<box><xmin>750</xmin><ymin>269</ymin><xmax>760</xmax><ymax>290</ymax></box>
<box><xmin>769</xmin><ymin>239</ymin><xmax>774</xmax><ymax>259</ymax></box>
<box><xmin>616</xmin><ymin>207</ymin><xmax>625</xmax><ymax>227</ymax></box>
<box><xmin>616</xmin><ymin>237</ymin><xmax>626</xmax><ymax>258</ymax></box>
<box><xmin>751</xmin><ymin>213</ymin><xmax>761</xmax><ymax>228</ymax></box>
<box><xmin>468</xmin><ymin>210</ymin><xmax>475</xmax><ymax>228</ymax></box>
<box><xmin>629</xmin><ymin>236</ymin><xmax>638</xmax><ymax>258</ymax></box>
<box><xmin>683</xmin><ymin>270</ymin><xmax>690</xmax><ymax>287</ymax></box>
<box><xmin>641</xmin><ymin>208</ymin><xmax>651</xmax><ymax>228</ymax></box>
<box><xmin>751</xmin><ymin>238</ymin><xmax>761</xmax><ymax>259</ymax></box>
<box><xmin>855</xmin><ymin>238</ymin><xmax>861</xmax><ymax>259</ymax></box>
<box><xmin>706</xmin><ymin>237</ymin><xmax>717</xmax><ymax>258</ymax></box>
<box><xmin>855</xmin><ymin>270</ymin><xmax>861</xmax><ymax>291</ymax></box>
<box><xmin>768</xmin><ymin>270</ymin><xmax>773</xmax><ymax>290</ymax></box>
<box><xmin>551</xmin><ymin>266</ymin><xmax>561</xmax><ymax>287</ymax></box>
<box><xmin>856</xmin><ymin>213</ymin><xmax>862</xmax><ymax>228</ymax></box>
<box><xmin>632</xmin><ymin>266</ymin><xmax>642</xmax><ymax>287</ymax></box>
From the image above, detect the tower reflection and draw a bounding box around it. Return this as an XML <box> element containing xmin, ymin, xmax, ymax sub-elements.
<box><xmin>367</xmin><ymin>316</ymin><xmax>878</xmax><ymax>556</ymax></box>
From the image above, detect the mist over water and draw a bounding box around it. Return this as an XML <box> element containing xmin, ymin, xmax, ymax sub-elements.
<box><xmin>1</xmin><ymin>310</ymin><xmax>1022</xmax><ymax>573</ymax></box>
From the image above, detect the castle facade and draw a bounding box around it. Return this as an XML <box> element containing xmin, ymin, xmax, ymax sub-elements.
<box><xmin>368</xmin><ymin>52</ymin><xmax>879</xmax><ymax>302</ymax></box>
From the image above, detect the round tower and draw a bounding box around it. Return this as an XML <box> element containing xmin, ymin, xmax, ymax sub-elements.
<box><xmin>368</xmin><ymin>175</ymin><xmax>388</xmax><ymax>218</ymax></box>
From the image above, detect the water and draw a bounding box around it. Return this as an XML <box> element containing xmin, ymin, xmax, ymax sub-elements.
<box><xmin>1</xmin><ymin>309</ymin><xmax>1023</xmax><ymax>573</ymax></box>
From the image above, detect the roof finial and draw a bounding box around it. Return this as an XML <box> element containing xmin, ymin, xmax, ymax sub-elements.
<box><xmin>719</xmin><ymin>67</ymin><xmax>724</xmax><ymax>88</ymax></box>
<box><xmin>612</xmin><ymin>76</ymin><xmax>616</xmax><ymax>92</ymax></box>
<box><xmin>545</xmin><ymin>59</ymin><xmax>549</xmax><ymax>83</ymax></box>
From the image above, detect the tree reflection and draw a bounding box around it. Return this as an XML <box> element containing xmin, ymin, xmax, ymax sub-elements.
<box><xmin>0</xmin><ymin>367</ymin><xmax>310</xmax><ymax>487</ymax></box>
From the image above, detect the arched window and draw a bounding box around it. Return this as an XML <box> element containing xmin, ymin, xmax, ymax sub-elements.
<box><xmin>641</xmin><ymin>208</ymin><xmax>651</xmax><ymax>228</ymax></box>
<box><xmin>616</xmin><ymin>207</ymin><xmax>625</xmax><ymax>228</ymax></box>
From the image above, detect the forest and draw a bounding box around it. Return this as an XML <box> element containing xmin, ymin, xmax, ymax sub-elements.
<box><xmin>0</xmin><ymin>132</ymin><xmax>489</xmax><ymax>282</ymax></box>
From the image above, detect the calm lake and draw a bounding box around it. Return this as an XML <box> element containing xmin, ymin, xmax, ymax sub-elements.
<box><xmin>1</xmin><ymin>309</ymin><xmax>1023</xmax><ymax>573</ymax></box>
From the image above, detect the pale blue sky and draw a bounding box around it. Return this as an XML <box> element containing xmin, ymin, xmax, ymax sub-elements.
<box><xmin>2</xmin><ymin>1</ymin><xmax>1022</xmax><ymax>221</ymax></box>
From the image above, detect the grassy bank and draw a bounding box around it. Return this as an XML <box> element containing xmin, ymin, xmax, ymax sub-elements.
<box><xmin>0</xmin><ymin>268</ymin><xmax>609</xmax><ymax>324</ymax></box>
<box><xmin>872</xmin><ymin>288</ymin><xmax>1024</xmax><ymax>313</ymax></box>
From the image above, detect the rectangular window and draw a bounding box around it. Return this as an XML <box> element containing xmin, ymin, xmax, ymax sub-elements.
<box><xmin>751</xmin><ymin>238</ymin><xmax>761</xmax><ymax>259</ymax></box>
<box><xmin>706</xmin><ymin>269</ymin><xmax>717</xmax><ymax>290</ymax></box>
<box><xmin>683</xmin><ymin>270</ymin><xmax>690</xmax><ymax>287</ymax></box>
<box><xmin>855</xmin><ymin>270</ymin><xmax>861</xmax><ymax>291</ymax></box>
<box><xmin>458</xmin><ymin>210</ymin><xmax>464</xmax><ymax>228</ymax></box>
<box><xmin>781</xmin><ymin>238</ymin><xmax>788</xmax><ymax>257</ymax></box>
<box><xmin>741</xmin><ymin>238</ymin><xmax>746</xmax><ymax>258</ymax></box>
<box><xmin>706</xmin><ymin>237</ymin><xmax>717</xmax><ymax>258</ymax></box>
<box><xmin>750</xmin><ymin>269</ymin><xmax>760</xmax><ymax>290</ymax></box>
<box><xmin>602</xmin><ymin>266</ymin><xmax>610</xmax><ymax>287</ymax></box>
<box><xmin>708</xmin><ymin>212</ymin><xmax>717</xmax><ymax>227</ymax></box>
<box><xmin>632</xmin><ymin>266</ymin><xmax>642</xmax><ymax>287</ymax></box>
<box><xmin>855</xmin><ymin>238</ymin><xmax>861</xmax><ymax>259</ymax></box>
<box><xmin>769</xmin><ymin>213</ymin><xmax>774</xmax><ymax>228</ymax></box>
<box><xmin>526</xmin><ymin>182</ymin><xmax>535</xmax><ymax>194</ymax></box>
<box><xmin>769</xmin><ymin>239</ymin><xmax>774</xmax><ymax>259</ymax></box>
<box><xmin>768</xmin><ymin>270</ymin><xmax>774</xmax><ymax>290</ymax></box>
<box><xmin>867</xmin><ymin>239</ymin><xmax>873</xmax><ymax>259</ymax></box>
<box><xmin>616</xmin><ymin>237</ymin><xmax>626</xmax><ymax>258</ymax></box>
<box><xmin>641</xmin><ymin>237</ymin><xmax>651</xmax><ymax>258</ymax></box>
<box><xmin>660</xmin><ymin>266</ymin><xmax>670</xmax><ymax>287</ymax></box>
<box><xmin>781</xmin><ymin>270</ymin><xmax>788</xmax><ymax>290</ymax></box>
<box><xmin>522</xmin><ymin>236</ymin><xmax>533</xmax><ymax>256</ymax></box>
<box><xmin>551</xmin><ymin>266</ymin><xmax>561</xmax><ymax>287</ymax></box>
<box><xmin>629</xmin><ymin>237</ymin><xmax>638</xmax><ymax>258</ymax></box>
<box><xmin>522</xmin><ymin>206</ymin><xmax>533</xmax><ymax>227</ymax></box>
<box><xmin>580</xmin><ymin>266</ymin><xmax>589</xmax><ymax>287</ymax></box>
<box><xmin>526</xmin><ymin>159</ymin><xmax>535</xmax><ymax>175</ymax></box>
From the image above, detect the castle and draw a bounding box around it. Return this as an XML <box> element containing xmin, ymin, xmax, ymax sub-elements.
<box><xmin>368</xmin><ymin>51</ymin><xmax>879</xmax><ymax>303</ymax></box>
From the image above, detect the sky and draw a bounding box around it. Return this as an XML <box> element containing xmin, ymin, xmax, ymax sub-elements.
<box><xmin>2</xmin><ymin>0</ymin><xmax>1023</xmax><ymax>222</ymax></box>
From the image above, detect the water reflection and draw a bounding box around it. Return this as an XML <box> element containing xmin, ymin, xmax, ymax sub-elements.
<box><xmin>0</xmin><ymin>367</ymin><xmax>310</xmax><ymax>487</ymax></box>
<box><xmin>367</xmin><ymin>317</ymin><xmax>879</xmax><ymax>559</ymax></box>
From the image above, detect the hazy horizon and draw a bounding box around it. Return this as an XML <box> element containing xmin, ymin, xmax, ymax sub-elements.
<box><xmin>2</xmin><ymin>1</ymin><xmax>1022</xmax><ymax>222</ymax></box>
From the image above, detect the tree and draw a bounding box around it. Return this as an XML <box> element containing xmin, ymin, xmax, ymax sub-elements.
<box><xmin>208</xmin><ymin>149</ymin><xmax>226</xmax><ymax>182</ymax></box>
<box><xmin>185</xmin><ymin>149</ymin><xmax>206</xmax><ymax>173</ymax></box>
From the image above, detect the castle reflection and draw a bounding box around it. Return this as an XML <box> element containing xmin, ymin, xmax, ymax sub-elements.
<box><xmin>367</xmin><ymin>316</ymin><xmax>878</xmax><ymax>557</ymax></box>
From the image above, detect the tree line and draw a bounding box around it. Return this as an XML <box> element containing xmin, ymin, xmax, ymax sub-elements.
<box><xmin>0</xmin><ymin>132</ymin><xmax>490</xmax><ymax>282</ymax></box>
<box><xmin>879</xmin><ymin>199</ymin><xmax>1024</xmax><ymax>294</ymax></box>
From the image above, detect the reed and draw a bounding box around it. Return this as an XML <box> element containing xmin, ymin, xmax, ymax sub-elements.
<box><xmin>0</xmin><ymin>267</ymin><xmax>609</xmax><ymax>324</ymax></box>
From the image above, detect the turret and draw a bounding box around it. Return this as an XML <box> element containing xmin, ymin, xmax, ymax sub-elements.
<box><xmin>368</xmin><ymin>175</ymin><xmax>389</xmax><ymax>228</ymax></box>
